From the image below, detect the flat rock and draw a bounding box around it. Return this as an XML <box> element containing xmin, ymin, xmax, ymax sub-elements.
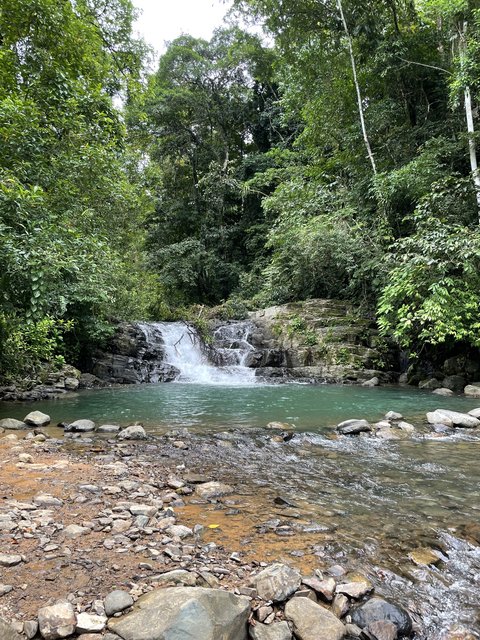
<box><xmin>408</xmin><ymin>547</ymin><xmax>440</xmax><ymax>566</ymax></box>
<box><xmin>0</xmin><ymin>419</ymin><xmax>28</xmax><ymax>430</ymax></box>
<box><xmin>117</xmin><ymin>425</ymin><xmax>147</xmax><ymax>440</ymax></box>
<box><xmin>34</xmin><ymin>494</ymin><xmax>63</xmax><ymax>507</ymax></box>
<box><xmin>336</xmin><ymin>579</ymin><xmax>373</xmax><ymax>599</ymax></box>
<box><xmin>64</xmin><ymin>524</ymin><xmax>90</xmax><ymax>538</ymax></box>
<box><xmin>302</xmin><ymin>576</ymin><xmax>336</xmax><ymax>601</ymax></box>
<box><xmin>427</xmin><ymin>409</ymin><xmax>479</xmax><ymax>429</ymax></box>
<box><xmin>384</xmin><ymin>412</ymin><xmax>402</xmax><ymax>420</ymax></box>
<box><xmin>468</xmin><ymin>408</ymin><xmax>480</xmax><ymax>418</ymax></box>
<box><xmin>0</xmin><ymin>554</ymin><xmax>22</xmax><ymax>567</ymax></box>
<box><xmin>336</xmin><ymin>419</ymin><xmax>371</xmax><ymax>435</ymax></box>
<box><xmin>0</xmin><ymin>618</ymin><xmax>23</xmax><ymax>640</ymax></box>
<box><xmin>350</xmin><ymin>598</ymin><xmax>412</xmax><ymax>636</ymax></box>
<box><xmin>129</xmin><ymin>504</ymin><xmax>157</xmax><ymax>517</ymax></box>
<box><xmin>98</xmin><ymin>424</ymin><xmax>121</xmax><ymax>433</ymax></box>
<box><xmin>108</xmin><ymin>587</ymin><xmax>250</xmax><ymax>640</ymax></box>
<box><xmin>249</xmin><ymin>621</ymin><xmax>292</xmax><ymax>640</ymax></box>
<box><xmin>76</xmin><ymin>612</ymin><xmax>107</xmax><ymax>633</ymax></box>
<box><xmin>104</xmin><ymin>590</ymin><xmax>134</xmax><ymax>617</ymax></box>
<box><xmin>195</xmin><ymin>481</ymin><xmax>234</xmax><ymax>499</ymax></box>
<box><xmin>251</xmin><ymin>563</ymin><xmax>301</xmax><ymax>602</ymax></box>
<box><xmin>432</xmin><ymin>388</ymin><xmax>454</xmax><ymax>396</ymax></box>
<box><xmin>38</xmin><ymin>601</ymin><xmax>76</xmax><ymax>639</ymax></box>
<box><xmin>150</xmin><ymin>569</ymin><xmax>197</xmax><ymax>586</ymax></box>
<box><xmin>24</xmin><ymin>411</ymin><xmax>50</xmax><ymax>426</ymax></box>
<box><xmin>64</xmin><ymin>419</ymin><xmax>95</xmax><ymax>432</ymax></box>
<box><xmin>284</xmin><ymin>597</ymin><xmax>345</xmax><ymax>640</ymax></box>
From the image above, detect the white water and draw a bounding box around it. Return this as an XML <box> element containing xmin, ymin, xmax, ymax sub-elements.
<box><xmin>139</xmin><ymin>321</ymin><xmax>256</xmax><ymax>386</ymax></box>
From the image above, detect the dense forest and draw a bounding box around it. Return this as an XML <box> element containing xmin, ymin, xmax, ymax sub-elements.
<box><xmin>1</xmin><ymin>0</ymin><xmax>480</xmax><ymax>380</ymax></box>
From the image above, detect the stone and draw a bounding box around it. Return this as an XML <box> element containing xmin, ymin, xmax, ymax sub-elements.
<box><xmin>34</xmin><ymin>494</ymin><xmax>63</xmax><ymax>507</ymax></box>
<box><xmin>64</xmin><ymin>419</ymin><xmax>95</xmax><ymax>432</ymax></box>
<box><xmin>0</xmin><ymin>619</ymin><xmax>23</xmax><ymax>640</ymax></box>
<box><xmin>117</xmin><ymin>425</ymin><xmax>147</xmax><ymax>440</ymax></box>
<box><xmin>195</xmin><ymin>481</ymin><xmax>234</xmax><ymax>499</ymax></box>
<box><xmin>104</xmin><ymin>590</ymin><xmax>134</xmax><ymax>617</ymax></box>
<box><xmin>350</xmin><ymin>598</ymin><xmax>412</xmax><ymax>636</ymax></box>
<box><xmin>284</xmin><ymin>597</ymin><xmax>345</xmax><ymax>640</ymax></box>
<box><xmin>64</xmin><ymin>377</ymin><xmax>79</xmax><ymax>391</ymax></box>
<box><xmin>362</xmin><ymin>377</ymin><xmax>379</xmax><ymax>387</ymax></box>
<box><xmin>427</xmin><ymin>409</ymin><xmax>479</xmax><ymax>429</ymax></box>
<box><xmin>464</xmin><ymin>384</ymin><xmax>480</xmax><ymax>398</ymax></box>
<box><xmin>384</xmin><ymin>412</ymin><xmax>402</xmax><ymax>420</ymax></box>
<box><xmin>397</xmin><ymin>421</ymin><xmax>415</xmax><ymax>433</ymax></box>
<box><xmin>38</xmin><ymin>601</ymin><xmax>76</xmax><ymax>639</ymax></box>
<box><xmin>24</xmin><ymin>411</ymin><xmax>50</xmax><ymax>426</ymax></box>
<box><xmin>150</xmin><ymin>570</ymin><xmax>197</xmax><ymax>586</ymax></box>
<box><xmin>364</xmin><ymin>620</ymin><xmax>398</xmax><ymax>640</ymax></box>
<box><xmin>64</xmin><ymin>524</ymin><xmax>90</xmax><ymax>538</ymax></box>
<box><xmin>336</xmin><ymin>578</ymin><xmax>373</xmax><ymax>599</ymax></box>
<box><xmin>468</xmin><ymin>407</ymin><xmax>480</xmax><ymax>418</ymax></box>
<box><xmin>76</xmin><ymin>613</ymin><xmax>107</xmax><ymax>634</ymax></box>
<box><xmin>166</xmin><ymin>524</ymin><xmax>193</xmax><ymax>539</ymax></box>
<box><xmin>302</xmin><ymin>576</ymin><xmax>336</xmax><ymax>601</ymax></box>
<box><xmin>336</xmin><ymin>419</ymin><xmax>371</xmax><ymax>435</ymax></box>
<box><xmin>251</xmin><ymin>563</ymin><xmax>301</xmax><ymax>602</ymax></box>
<box><xmin>0</xmin><ymin>584</ymin><xmax>13</xmax><ymax>595</ymax></box>
<box><xmin>418</xmin><ymin>378</ymin><xmax>441</xmax><ymax>390</ymax></box>
<box><xmin>18</xmin><ymin>453</ymin><xmax>33</xmax><ymax>463</ymax></box>
<box><xmin>408</xmin><ymin>547</ymin><xmax>440</xmax><ymax>566</ymax></box>
<box><xmin>129</xmin><ymin>504</ymin><xmax>157</xmax><ymax>517</ymax></box>
<box><xmin>332</xmin><ymin>594</ymin><xmax>349</xmax><ymax>618</ymax></box>
<box><xmin>442</xmin><ymin>375</ymin><xmax>466</xmax><ymax>392</ymax></box>
<box><xmin>432</xmin><ymin>388</ymin><xmax>454</xmax><ymax>397</ymax></box>
<box><xmin>108</xmin><ymin>587</ymin><xmax>250</xmax><ymax>640</ymax></box>
<box><xmin>0</xmin><ymin>554</ymin><xmax>22</xmax><ymax>567</ymax></box>
<box><xmin>426</xmin><ymin>411</ymin><xmax>453</xmax><ymax>427</ymax></box>
<box><xmin>0</xmin><ymin>419</ymin><xmax>28</xmax><ymax>430</ymax></box>
<box><xmin>24</xmin><ymin>620</ymin><xmax>39</xmax><ymax>639</ymax></box>
<box><xmin>98</xmin><ymin>424</ymin><xmax>121</xmax><ymax>433</ymax></box>
<box><xmin>249</xmin><ymin>621</ymin><xmax>292</xmax><ymax>640</ymax></box>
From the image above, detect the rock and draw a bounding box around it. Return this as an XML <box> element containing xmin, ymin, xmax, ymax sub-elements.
<box><xmin>464</xmin><ymin>384</ymin><xmax>480</xmax><ymax>398</ymax></box>
<box><xmin>336</xmin><ymin>578</ymin><xmax>373</xmax><ymax>599</ymax></box>
<box><xmin>24</xmin><ymin>620</ymin><xmax>39</xmax><ymax>639</ymax></box>
<box><xmin>34</xmin><ymin>494</ymin><xmax>63</xmax><ymax>507</ymax></box>
<box><xmin>302</xmin><ymin>576</ymin><xmax>336</xmax><ymax>601</ymax></box>
<box><xmin>129</xmin><ymin>504</ymin><xmax>158</xmax><ymax>517</ymax></box>
<box><xmin>350</xmin><ymin>598</ymin><xmax>412</xmax><ymax>636</ymax></box>
<box><xmin>418</xmin><ymin>378</ymin><xmax>441</xmax><ymax>390</ymax></box>
<box><xmin>427</xmin><ymin>409</ymin><xmax>479</xmax><ymax>429</ymax></box>
<box><xmin>336</xmin><ymin>419</ymin><xmax>371</xmax><ymax>435</ymax></box>
<box><xmin>64</xmin><ymin>419</ymin><xmax>95</xmax><ymax>433</ymax></box>
<box><xmin>266</xmin><ymin>422</ymin><xmax>292</xmax><ymax>430</ymax></box>
<box><xmin>0</xmin><ymin>619</ymin><xmax>23</xmax><ymax>640</ymax></box>
<box><xmin>468</xmin><ymin>407</ymin><xmax>480</xmax><ymax>418</ymax></box>
<box><xmin>108</xmin><ymin>587</ymin><xmax>250</xmax><ymax>640</ymax></box>
<box><xmin>442</xmin><ymin>375</ymin><xmax>466</xmax><ymax>392</ymax></box>
<box><xmin>432</xmin><ymin>388</ymin><xmax>454</xmax><ymax>396</ymax></box>
<box><xmin>251</xmin><ymin>563</ymin><xmax>301</xmax><ymax>602</ymax></box>
<box><xmin>384</xmin><ymin>412</ymin><xmax>403</xmax><ymax>420</ymax></box>
<box><xmin>18</xmin><ymin>453</ymin><xmax>33</xmax><ymax>463</ymax></box>
<box><xmin>0</xmin><ymin>554</ymin><xmax>22</xmax><ymax>567</ymax></box>
<box><xmin>24</xmin><ymin>411</ymin><xmax>50</xmax><ymax>426</ymax></box>
<box><xmin>0</xmin><ymin>419</ymin><xmax>28</xmax><ymax>430</ymax></box>
<box><xmin>284</xmin><ymin>597</ymin><xmax>345</xmax><ymax>640</ymax></box>
<box><xmin>76</xmin><ymin>613</ymin><xmax>107</xmax><ymax>634</ymax></box>
<box><xmin>195</xmin><ymin>481</ymin><xmax>234</xmax><ymax>499</ymax></box>
<box><xmin>166</xmin><ymin>524</ymin><xmax>193</xmax><ymax>539</ymax></box>
<box><xmin>64</xmin><ymin>524</ymin><xmax>90</xmax><ymax>538</ymax></box>
<box><xmin>332</xmin><ymin>594</ymin><xmax>349</xmax><ymax>618</ymax></box>
<box><xmin>345</xmin><ymin>624</ymin><xmax>363</xmax><ymax>638</ymax></box>
<box><xmin>431</xmin><ymin>423</ymin><xmax>454</xmax><ymax>435</ymax></box>
<box><xmin>364</xmin><ymin>620</ymin><xmax>398</xmax><ymax>640</ymax></box>
<box><xmin>150</xmin><ymin>570</ymin><xmax>197</xmax><ymax>586</ymax></box>
<box><xmin>98</xmin><ymin>424</ymin><xmax>121</xmax><ymax>433</ymax></box>
<box><xmin>249</xmin><ymin>621</ymin><xmax>292</xmax><ymax>640</ymax></box>
<box><xmin>38</xmin><ymin>601</ymin><xmax>76</xmax><ymax>639</ymax></box>
<box><xmin>64</xmin><ymin>377</ymin><xmax>79</xmax><ymax>391</ymax></box>
<box><xmin>397</xmin><ymin>421</ymin><xmax>415</xmax><ymax>433</ymax></box>
<box><xmin>362</xmin><ymin>377</ymin><xmax>379</xmax><ymax>387</ymax></box>
<box><xmin>408</xmin><ymin>547</ymin><xmax>440</xmax><ymax>566</ymax></box>
<box><xmin>0</xmin><ymin>584</ymin><xmax>13</xmax><ymax>596</ymax></box>
<box><xmin>104</xmin><ymin>590</ymin><xmax>134</xmax><ymax>617</ymax></box>
<box><xmin>117</xmin><ymin>425</ymin><xmax>147</xmax><ymax>440</ymax></box>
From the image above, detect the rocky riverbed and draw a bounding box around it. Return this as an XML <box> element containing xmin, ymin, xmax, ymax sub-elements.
<box><xmin>0</xmin><ymin>410</ymin><xmax>479</xmax><ymax>640</ymax></box>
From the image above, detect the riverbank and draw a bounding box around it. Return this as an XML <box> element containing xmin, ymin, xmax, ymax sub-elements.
<box><xmin>0</xmin><ymin>418</ymin><xmax>479</xmax><ymax>639</ymax></box>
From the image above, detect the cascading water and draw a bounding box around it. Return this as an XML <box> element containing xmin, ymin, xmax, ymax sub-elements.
<box><xmin>137</xmin><ymin>321</ymin><xmax>256</xmax><ymax>385</ymax></box>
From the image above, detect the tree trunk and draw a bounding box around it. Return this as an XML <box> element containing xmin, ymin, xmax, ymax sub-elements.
<box><xmin>336</xmin><ymin>0</ymin><xmax>377</xmax><ymax>174</ymax></box>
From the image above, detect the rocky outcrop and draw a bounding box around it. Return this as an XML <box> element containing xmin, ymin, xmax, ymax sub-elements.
<box><xmin>0</xmin><ymin>365</ymin><xmax>81</xmax><ymax>402</ymax></box>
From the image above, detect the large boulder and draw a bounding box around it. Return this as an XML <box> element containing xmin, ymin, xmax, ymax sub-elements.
<box><xmin>442</xmin><ymin>375</ymin><xmax>466</xmax><ymax>392</ymax></box>
<box><xmin>349</xmin><ymin>597</ymin><xmax>412</xmax><ymax>637</ymax></box>
<box><xmin>427</xmin><ymin>409</ymin><xmax>479</xmax><ymax>429</ymax></box>
<box><xmin>107</xmin><ymin>587</ymin><xmax>250</xmax><ymax>640</ymax></box>
<box><xmin>251</xmin><ymin>564</ymin><xmax>301</xmax><ymax>602</ymax></box>
<box><xmin>284</xmin><ymin>597</ymin><xmax>346</xmax><ymax>640</ymax></box>
<box><xmin>24</xmin><ymin>411</ymin><xmax>50</xmax><ymax>427</ymax></box>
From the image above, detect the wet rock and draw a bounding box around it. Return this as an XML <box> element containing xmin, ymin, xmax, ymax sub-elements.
<box><xmin>249</xmin><ymin>621</ymin><xmax>292</xmax><ymax>640</ymax></box>
<box><xmin>418</xmin><ymin>378</ymin><xmax>441</xmax><ymax>390</ymax></box>
<box><xmin>108</xmin><ymin>587</ymin><xmax>250</xmax><ymax>640</ymax></box>
<box><xmin>0</xmin><ymin>618</ymin><xmax>23</xmax><ymax>640</ymax></box>
<box><xmin>408</xmin><ymin>547</ymin><xmax>440</xmax><ymax>566</ymax></box>
<box><xmin>464</xmin><ymin>384</ymin><xmax>480</xmax><ymax>398</ymax></box>
<box><xmin>273</xmin><ymin>496</ymin><xmax>298</xmax><ymax>508</ymax></box>
<box><xmin>336</xmin><ymin>577</ymin><xmax>373</xmax><ymax>599</ymax></box>
<box><xmin>432</xmin><ymin>388</ymin><xmax>454</xmax><ymax>396</ymax></box>
<box><xmin>76</xmin><ymin>612</ymin><xmax>107</xmax><ymax>634</ymax></box>
<box><xmin>427</xmin><ymin>409</ymin><xmax>479</xmax><ymax>429</ymax></box>
<box><xmin>350</xmin><ymin>597</ymin><xmax>412</xmax><ymax>636</ymax></box>
<box><xmin>195</xmin><ymin>481</ymin><xmax>234</xmax><ymax>499</ymax></box>
<box><xmin>24</xmin><ymin>411</ymin><xmax>50</xmax><ymax>426</ymax></box>
<box><xmin>104</xmin><ymin>590</ymin><xmax>134</xmax><ymax>617</ymax></box>
<box><xmin>0</xmin><ymin>419</ymin><xmax>28</xmax><ymax>430</ymax></box>
<box><xmin>98</xmin><ymin>424</ymin><xmax>121</xmax><ymax>433</ymax></box>
<box><xmin>64</xmin><ymin>419</ymin><xmax>95</xmax><ymax>433</ymax></box>
<box><xmin>38</xmin><ymin>601</ymin><xmax>76</xmax><ymax>639</ymax></box>
<box><xmin>284</xmin><ymin>597</ymin><xmax>345</xmax><ymax>640</ymax></box>
<box><xmin>430</xmin><ymin>423</ymin><xmax>453</xmax><ymax>435</ymax></box>
<box><xmin>468</xmin><ymin>407</ymin><xmax>480</xmax><ymax>418</ymax></box>
<box><xmin>251</xmin><ymin>563</ymin><xmax>301</xmax><ymax>602</ymax></box>
<box><xmin>266</xmin><ymin>422</ymin><xmax>292</xmax><ymax>430</ymax></box>
<box><xmin>117</xmin><ymin>425</ymin><xmax>147</xmax><ymax>440</ymax></box>
<box><xmin>397</xmin><ymin>421</ymin><xmax>415</xmax><ymax>433</ymax></box>
<box><xmin>0</xmin><ymin>554</ymin><xmax>23</xmax><ymax>567</ymax></box>
<box><xmin>362</xmin><ymin>377</ymin><xmax>379</xmax><ymax>387</ymax></box>
<box><xmin>336</xmin><ymin>419</ymin><xmax>371</xmax><ymax>435</ymax></box>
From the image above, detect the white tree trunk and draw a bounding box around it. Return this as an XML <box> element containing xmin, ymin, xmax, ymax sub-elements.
<box><xmin>336</xmin><ymin>0</ymin><xmax>377</xmax><ymax>174</ymax></box>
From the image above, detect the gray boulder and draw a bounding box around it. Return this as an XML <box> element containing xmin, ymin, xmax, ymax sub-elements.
<box><xmin>336</xmin><ymin>419</ymin><xmax>371</xmax><ymax>435</ymax></box>
<box><xmin>350</xmin><ymin>597</ymin><xmax>412</xmax><ymax>636</ymax></box>
<box><xmin>251</xmin><ymin>563</ymin><xmax>301</xmax><ymax>602</ymax></box>
<box><xmin>468</xmin><ymin>408</ymin><xmax>480</xmax><ymax>418</ymax></box>
<box><xmin>464</xmin><ymin>384</ymin><xmax>480</xmax><ymax>398</ymax></box>
<box><xmin>108</xmin><ymin>587</ymin><xmax>250</xmax><ymax>640</ymax></box>
<box><xmin>418</xmin><ymin>378</ymin><xmax>441</xmax><ymax>390</ymax></box>
<box><xmin>117</xmin><ymin>425</ymin><xmax>147</xmax><ymax>440</ymax></box>
<box><xmin>37</xmin><ymin>601</ymin><xmax>76</xmax><ymax>639</ymax></box>
<box><xmin>64</xmin><ymin>419</ymin><xmax>95</xmax><ymax>433</ymax></box>
<box><xmin>24</xmin><ymin>411</ymin><xmax>50</xmax><ymax>426</ymax></box>
<box><xmin>432</xmin><ymin>388</ymin><xmax>454</xmax><ymax>397</ymax></box>
<box><xmin>98</xmin><ymin>424</ymin><xmax>121</xmax><ymax>433</ymax></box>
<box><xmin>249</xmin><ymin>621</ymin><xmax>292</xmax><ymax>640</ymax></box>
<box><xmin>0</xmin><ymin>419</ymin><xmax>28</xmax><ymax>430</ymax></box>
<box><xmin>427</xmin><ymin>409</ymin><xmax>479</xmax><ymax>429</ymax></box>
<box><xmin>0</xmin><ymin>619</ymin><xmax>23</xmax><ymax>640</ymax></box>
<box><xmin>104</xmin><ymin>590</ymin><xmax>134</xmax><ymax>617</ymax></box>
<box><xmin>284</xmin><ymin>597</ymin><xmax>346</xmax><ymax>640</ymax></box>
<box><xmin>442</xmin><ymin>375</ymin><xmax>466</xmax><ymax>392</ymax></box>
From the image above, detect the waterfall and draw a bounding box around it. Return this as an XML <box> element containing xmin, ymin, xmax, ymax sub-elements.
<box><xmin>136</xmin><ymin>321</ymin><xmax>256</xmax><ymax>386</ymax></box>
